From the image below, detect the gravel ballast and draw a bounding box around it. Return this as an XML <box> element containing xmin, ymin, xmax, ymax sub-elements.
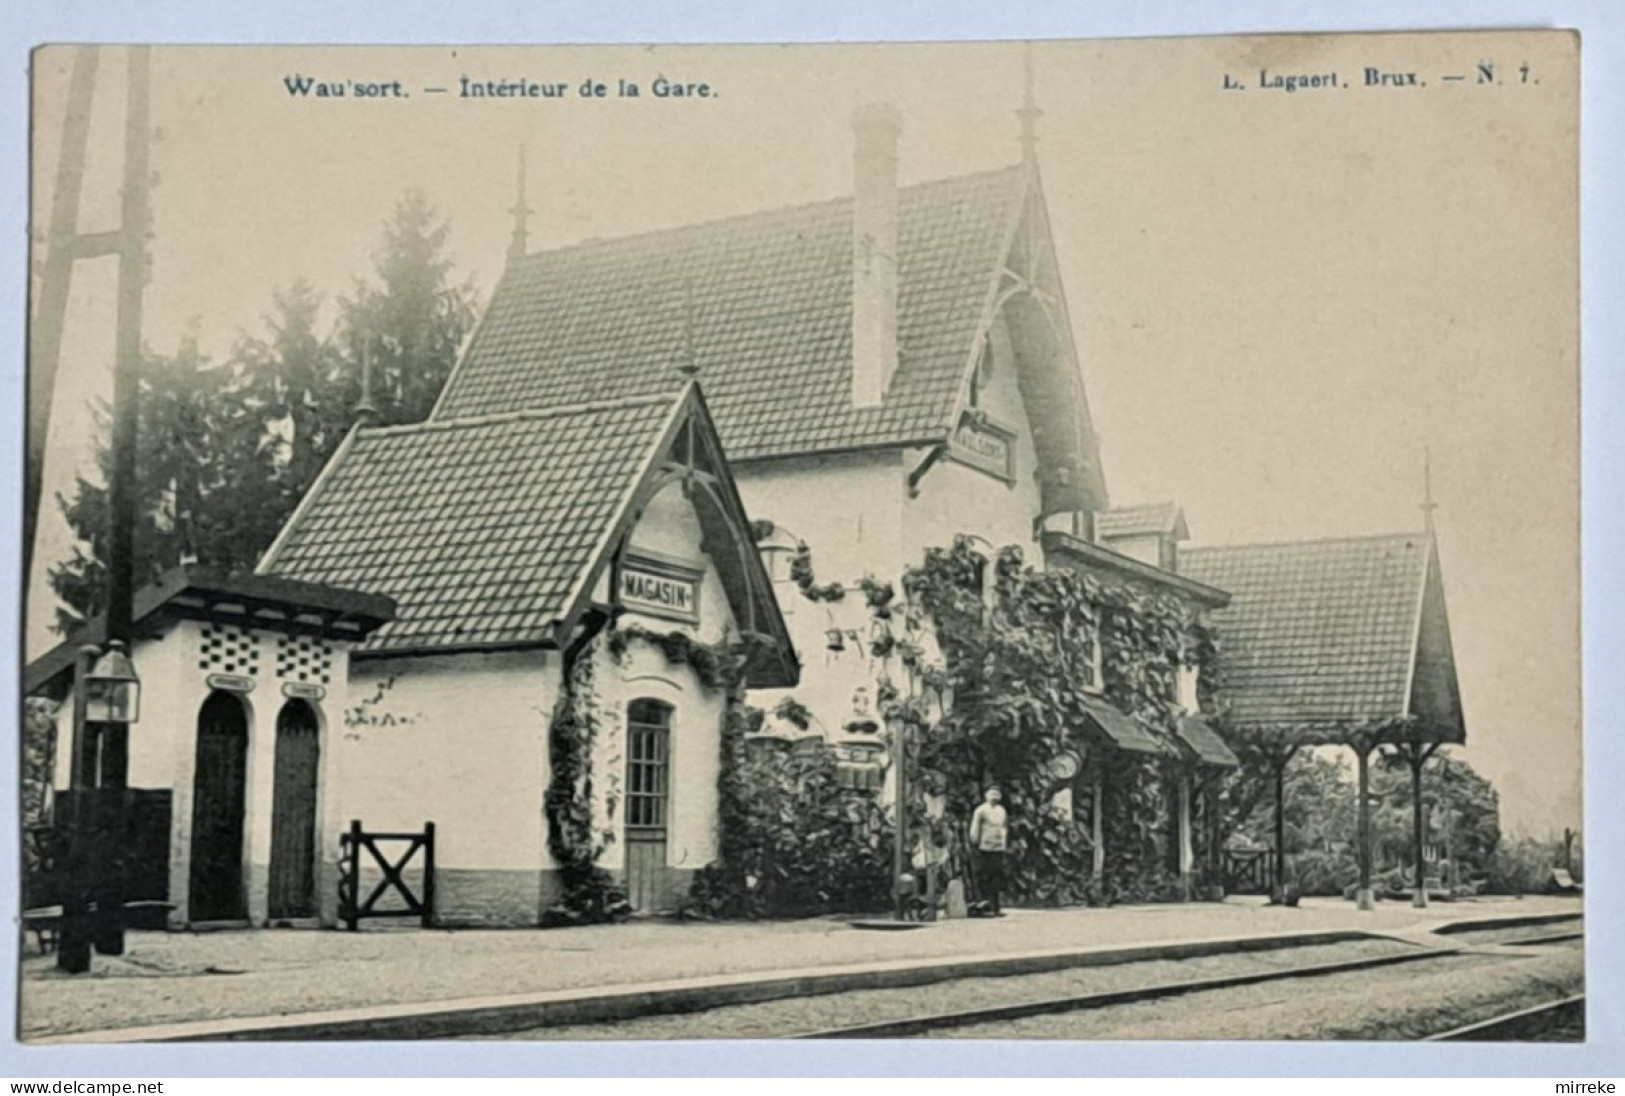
<box><xmin>491</xmin><ymin>938</ymin><xmax>1426</xmax><ymax>1040</ymax></box>
<box><xmin>932</xmin><ymin>945</ymin><xmax>1583</xmax><ymax>1041</ymax></box>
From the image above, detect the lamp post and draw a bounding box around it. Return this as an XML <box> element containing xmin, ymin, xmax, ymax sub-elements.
<box><xmin>57</xmin><ymin>641</ymin><xmax>142</xmax><ymax>972</ymax></box>
<box><xmin>87</xmin><ymin>641</ymin><xmax>141</xmax><ymax>955</ymax></box>
<box><xmin>891</xmin><ymin>711</ymin><xmax>909</xmax><ymax>921</ymax></box>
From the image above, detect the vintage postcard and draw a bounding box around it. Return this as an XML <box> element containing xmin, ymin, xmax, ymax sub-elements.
<box><xmin>19</xmin><ymin>32</ymin><xmax>1580</xmax><ymax>1045</ymax></box>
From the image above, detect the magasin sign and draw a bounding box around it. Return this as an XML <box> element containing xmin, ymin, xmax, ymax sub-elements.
<box><xmin>618</xmin><ymin>557</ymin><xmax>701</xmax><ymax>623</ymax></box>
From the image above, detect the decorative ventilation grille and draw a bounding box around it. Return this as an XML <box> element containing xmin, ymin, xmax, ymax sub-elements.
<box><xmin>276</xmin><ymin>635</ymin><xmax>333</xmax><ymax>686</ymax></box>
<box><xmin>198</xmin><ymin>624</ymin><xmax>262</xmax><ymax>676</ymax></box>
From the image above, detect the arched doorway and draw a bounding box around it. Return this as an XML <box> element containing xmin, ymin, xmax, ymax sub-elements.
<box><xmin>624</xmin><ymin>699</ymin><xmax>673</xmax><ymax>911</ymax></box>
<box><xmin>268</xmin><ymin>699</ymin><xmax>321</xmax><ymax>920</ymax></box>
<box><xmin>189</xmin><ymin>690</ymin><xmax>249</xmax><ymax>922</ymax></box>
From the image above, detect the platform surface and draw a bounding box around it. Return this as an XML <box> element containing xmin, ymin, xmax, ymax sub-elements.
<box><xmin>18</xmin><ymin>893</ymin><xmax>1582</xmax><ymax>1041</ymax></box>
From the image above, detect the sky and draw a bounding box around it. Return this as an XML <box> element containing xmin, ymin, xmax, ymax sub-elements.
<box><xmin>25</xmin><ymin>35</ymin><xmax>1579</xmax><ymax>836</ymax></box>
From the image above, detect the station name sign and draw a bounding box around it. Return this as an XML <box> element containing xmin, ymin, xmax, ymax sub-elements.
<box><xmin>283</xmin><ymin>681</ymin><xmax>327</xmax><ymax>702</ymax></box>
<box><xmin>618</xmin><ymin>555</ymin><xmax>702</xmax><ymax>624</ymax></box>
<box><xmin>949</xmin><ymin>411</ymin><xmax>1016</xmax><ymax>483</ymax></box>
<box><xmin>206</xmin><ymin>673</ymin><xmax>255</xmax><ymax>694</ymax></box>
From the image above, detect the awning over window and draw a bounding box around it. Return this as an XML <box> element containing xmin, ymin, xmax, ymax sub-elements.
<box><xmin>1175</xmin><ymin>715</ymin><xmax>1241</xmax><ymax>769</ymax></box>
<box><xmin>1079</xmin><ymin>696</ymin><xmax>1169</xmax><ymax>757</ymax></box>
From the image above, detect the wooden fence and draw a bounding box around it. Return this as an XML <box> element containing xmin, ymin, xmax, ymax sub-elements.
<box><xmin>337</xmin><ymin>820</ymin><xmax>436</xmax><ymax>931</ymax></box>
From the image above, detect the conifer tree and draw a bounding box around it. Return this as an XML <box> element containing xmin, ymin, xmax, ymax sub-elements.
<box><xmin>47</xmin><ymin>193</ymin><xmax>480</xmax><ymax>631</ymax></box>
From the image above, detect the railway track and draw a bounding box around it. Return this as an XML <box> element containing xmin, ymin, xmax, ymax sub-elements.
<box><xmin>1426</xmin><ymin>994</ymin><xmax>1585</xmax><ymax>1042</ymax></box>
<box><xmin>796</xmin><ymin>945</ymin><xmax>1458</xmax><ymax>1039</ymax></box>
<box><xmin>493</xmin><ymin>915</ymin><xmax>1580</xmax><ymax>1041</ymax></box>
<box><xmin>792</xmin><ymin>919</ymin><xmax>1582</xmax><ymax>1041</ymax></box>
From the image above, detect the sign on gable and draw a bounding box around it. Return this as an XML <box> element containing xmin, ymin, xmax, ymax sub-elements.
<box><xmin>949</xmin><ymin>411</ymin><xmax>1016</xmax><ymax>483</ymax></box>
<box><xmin>619</xmin><ymin>555</ymin><xmax>702</xmax><ymax>624</ymax></box>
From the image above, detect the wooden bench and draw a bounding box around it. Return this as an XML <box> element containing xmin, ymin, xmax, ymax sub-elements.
<box><xmin>22</xmin><ymin>900</ymin><xmax>175</xmax><ymax>954</ymax></box>
<box><xmin>1551</xmin><ymin>868</ymin><xmax>1583</xmax><ymax>893</ymax></box>
<box><xmin>22</xmin><ymin>906</ymin><xmax>62</xmax><ymax>954</ymax></box>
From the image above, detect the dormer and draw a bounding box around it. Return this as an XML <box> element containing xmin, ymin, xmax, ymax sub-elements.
<box><xmin>1095</xmin><ymin>503</ymin><xmax>1189</xmax><ymax>572</ymax></box>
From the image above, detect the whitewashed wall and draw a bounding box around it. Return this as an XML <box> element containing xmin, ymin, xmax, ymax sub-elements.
<box><xmin>53</xmin><ymin>617</ymin><xmax>355</xmax><ymax>928</ymax></box>
<box><xmin>735</xmin><ymin>451</ymin><xmax>904</xmax><ymax>734</ymax></box>
<box><xmin>734</xmin><ymin>312</ymin><xmax>1048</xmax><ymax>739</ymax></box>
<box><xmin>588</xmin><ymin>479</ymin><xmax>737</xmax><ymax>881</ymax></box>
<box><xmin>339</xmin><ymin>649</ymin><xmax>554</xmax><ymax>925</ymax></box>
<box><xmin>903</xmin><ymin>317</ymin><xmax>1046</xmax><ymax>565</ymax></box>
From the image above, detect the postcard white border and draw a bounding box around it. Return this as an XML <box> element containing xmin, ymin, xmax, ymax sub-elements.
<box><xmin>2</xmin><ymin>0</ymin><xmax>1620</xmax><ymax>1080</ymax></box>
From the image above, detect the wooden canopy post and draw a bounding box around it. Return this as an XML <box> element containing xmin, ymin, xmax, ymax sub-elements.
<box><xmin>1351</xmin><ymin>732</ymin><xmax>1380</xmax><ymax>911</ymax></box>
<box><xmin>1268</xmin><ymin>746</ymin><xmax>1298</xmax><ymax>905</ymax></box>
<box><xmin>1204</xmin><ymin>775</ymin><xmax>1222</xmax><ymax>899</ymax></box>
<box><xmin>1389</xmin><ymin>739</ymin><xmax>1441</xmax><ymax>908</ymax></box>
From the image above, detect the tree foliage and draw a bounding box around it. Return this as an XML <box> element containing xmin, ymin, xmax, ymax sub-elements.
<box><xmin>1232</xmin><ymin>747</ymin><xmax>1502</xmax><ymax>894</ymax></box>
<box><xmin>48</xmin><ymin>192</ymin><xmax>479</xmax><ymax>632</ymax></box>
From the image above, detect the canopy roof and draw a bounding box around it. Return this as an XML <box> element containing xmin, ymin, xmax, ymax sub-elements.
<box><xmin>1181</xmin><ymin>532</ymin><xmax>1465</xmax><ymax>746</ymax></box>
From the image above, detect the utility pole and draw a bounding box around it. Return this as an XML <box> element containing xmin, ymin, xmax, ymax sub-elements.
<box><xmin>26</xmin><ymin>47</ymin><xmax>104</xmax><ymax>593</ymax></box>
<box><xmin>95</xmin><ymin>44</ymin><xmax>153</xmax><ymax>959</ymax></box>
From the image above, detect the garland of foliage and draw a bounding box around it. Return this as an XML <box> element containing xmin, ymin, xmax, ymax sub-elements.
<box><xmin>789</xmin><ymin>542</ymin><xmax>846</xmax><ymax>603</ymax></box>
<box><xmin>605</xmin><ymin>623</ymin><xmax>774</xmax><ymax>916</ymax></box>
<box><xmin>544</xmin><ymin>621</ymin><xmax>767</xmax><ymax>925</ymax></box>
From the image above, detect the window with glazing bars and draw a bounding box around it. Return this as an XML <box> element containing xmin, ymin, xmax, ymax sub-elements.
<box><xmin>625</xmin><ymin>700</ymin><xmax>672</xmax><ymax>831</ymax></box>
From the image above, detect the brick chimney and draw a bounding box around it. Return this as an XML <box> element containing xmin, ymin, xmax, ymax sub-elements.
<box><xmin>850</xmin><ymin>103</ymin><xmax>901</xmax><ymax>409</ymax></box>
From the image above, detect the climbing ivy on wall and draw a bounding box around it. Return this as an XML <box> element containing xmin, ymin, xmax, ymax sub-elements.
<box><xmin>868</xmin><ymin>536</ymin><xmax>1221</xmax><ymax>906</ymax></box>
<box><xmin>684</xmin><ymin>534</ymin><xmax>1230</xmax><ymax>917</ymax></box>
<box><xmin>544</xmin><ymin>620</ymin><xmax>770</xmax><ymax>925</ymax></box>
<box><xmin>684</xmin><ymin>743</ymin><xmax>895</xmax><ymax>919</ymax></box>
<box><xmin>542</xmin><ymin>631</ymin><xmax>629</xmax><ymax>925</ymax></box>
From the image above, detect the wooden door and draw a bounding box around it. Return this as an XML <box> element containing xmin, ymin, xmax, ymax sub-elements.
<box><xmin>189</xmin><ymin>691</ymin><xmax>249</xmax><ymax>922</ymax></box>
<box><xmin>624</xmin><ymin>700</ymin><xmax>672</xmax><ymax>911</ymax></box>
<box><xmin>268</xmin><ymin>700</ymin><xmax>321</xmax><ymax>920</ymax></box>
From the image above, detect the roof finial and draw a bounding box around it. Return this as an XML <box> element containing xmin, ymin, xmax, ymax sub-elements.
<box><xmin>675</xmin><ymin>275</ymin><xmax>700</xmax><ymax>380</ymax></box>
<box><xmin>355</xmin><ymin>327</ymin><xmax>380</xmax><ymax>427</ymax></box>
<box><xmin>508</xmin><ymin>145</ymin><xmax>534</xmax><ymax>263</ymax></box>
<box><xmin>1420</xmin><ymin>447</ymin><xmax>1438</xmax><ymax>534</ymax></box>
<box><xmin>1018</xmin><ymin>42</ymin><xmax>1042</xmax><ymax>166</ymax></box>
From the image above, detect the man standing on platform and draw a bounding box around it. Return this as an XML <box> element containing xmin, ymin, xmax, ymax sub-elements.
<box><xmin>969</xmin><ymin>785</ymin><xmax>1009</xmax><ymax>916</ymax></box>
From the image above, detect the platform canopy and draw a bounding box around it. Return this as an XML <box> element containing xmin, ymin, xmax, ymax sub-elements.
<box><xmin>1180</xmin><ymin>531</ymin><xmax>1465</xmax><ymax>749</ymax></box>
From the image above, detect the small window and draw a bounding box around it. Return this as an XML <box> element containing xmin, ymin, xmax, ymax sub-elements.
<box><xmin>625</xmin><ymin>700</ymin><xmax>672</xmax><ymax>831</ymax></box>
<box><xmin>1175</xmin><ymin>663</ymin><xmax>1200</xmax><ymax>713</ymax></box>
<box><xmin>1081</xmin><ymin>613</ymin><xmax>1104</xmax><ymax>694</ymax></box>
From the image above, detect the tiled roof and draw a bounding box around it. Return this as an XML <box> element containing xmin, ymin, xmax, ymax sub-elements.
<box><xmin>1096</xmin><ymin>502</ymin><xmax>1187</xmax><ymax>541</ymax></box>
<box><xmin>1175</xmin><ymin>715</ymin><xmax>1240</xmax><ymax>769</ymax></box>
<box><xmin>433</xmin><ymin>167</ymin><xmax>1027</xmax><ymax>460</ymax></box>
<box><xmin>263</xmin><ymin>394</ymin><xmax>678</xmax><ymax>654</ymax></box>
<box><xmin>1180</xmin><ymin>534</ymin><xmax>1430</xmax><ymax>730</ymax></box>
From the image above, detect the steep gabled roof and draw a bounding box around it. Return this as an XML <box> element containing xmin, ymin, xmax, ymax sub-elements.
<box><xmin>1180</xmin><ymin>532</ymin><xmax>1465</xmax><ymax>744</ymax></box>
<box><xmin>259</xmin><ymin>384</ymin><xmax>797</xmax><ymax>686</ymax></box>
<box><xmin>432</xmin><ymin>165</ymin><xmax>1102</xmax><ymax>499</ymax></box>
